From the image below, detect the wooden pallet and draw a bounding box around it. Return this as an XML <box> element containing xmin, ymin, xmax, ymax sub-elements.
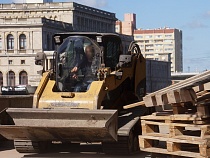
<box><xmin>143</xmin><ymin>88</ymin><xmax>197</xmax><ymax>107</ymax></box>
<box><xmin>143</xmin><ymin>70</ymin><xmax>210</xmax><ymax>107</ymax></box>
<box><xmin>141</xmin><ymin>112</ymin><xmax>210</xmax><ymax>125</ymax></box>
<box><xmin>141</xmin><ymin>120</ymin><xmax>210</xmax><ymax>140</ymax></box>
<box><xmin>140</xmin><ymin>113</ymin><xmax>210</xmax><ymax>157</ymax></box>
<box><xmin>139</xmin><ymin>135</ymin><xmax>210</xmax><ymax>158</ymax></box>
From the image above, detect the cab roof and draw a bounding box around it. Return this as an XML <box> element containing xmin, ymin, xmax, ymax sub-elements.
<box><xmin>53</xmin><ymin>32</ymin><xmax>121</xmax><ymax>45</ymax></box>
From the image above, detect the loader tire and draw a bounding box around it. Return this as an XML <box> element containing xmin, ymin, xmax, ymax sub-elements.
<box><xmin>14</xmin><ymin>140</ymin><xmax>51</xmax><ymax>153</ymax></box>
<box><xmin>102</xmin><ymin>129</ymin><xmax>139</xmax><ymax>155</ymax></box>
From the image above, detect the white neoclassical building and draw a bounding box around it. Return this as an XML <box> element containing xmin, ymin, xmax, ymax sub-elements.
<box><xmin>0</xmin><ymin>17</ymin><xmax>72</xmax><ymax>87</ymax></box>
<box><xmin>0</xmin><ymin>1</ymin><xmax>117</xmax><ymax>87</ymax></box>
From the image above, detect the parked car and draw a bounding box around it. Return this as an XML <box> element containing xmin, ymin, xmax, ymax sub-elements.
<box><xmin>14</xmin><ymin>85</ymin><xmax>27</xmax><ymax>91</ymax></box>
<box><xmin>1</xmin><ymin>85</ymin><xmax>28</xmax><ymax>95</ymax></box>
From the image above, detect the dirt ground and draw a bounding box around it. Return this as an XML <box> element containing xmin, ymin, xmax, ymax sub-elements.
<box><xmin>0</xmin><ymin>140</ymin><xmax>154</xmax><ymax>158</ymax></box>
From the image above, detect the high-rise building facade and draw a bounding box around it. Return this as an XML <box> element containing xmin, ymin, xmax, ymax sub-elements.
<box><xmin>134</xmin><ymin>28</ymin><xmax>183</xmax><ymax>72</ymax></box>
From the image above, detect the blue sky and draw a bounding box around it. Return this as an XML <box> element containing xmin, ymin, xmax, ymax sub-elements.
<box><xmin>1</xmin><ymin>0</ymin><xmax>210</xmax><ymax>72</ymax></box>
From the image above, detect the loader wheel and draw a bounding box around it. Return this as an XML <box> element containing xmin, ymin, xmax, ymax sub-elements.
<box><xmin>102</xmin><ymin>130</ymin><xmax>139</xmax><ymax>155</ymax></box>
<box><xmin>128</xmin><ymin>130</ymin><xmax>139</xmax><ymax>153</ymax></box>
<box><xmin>14</xmin><ymin>140</ymin><xmax>51</xmax><ymax>153</ymax></box>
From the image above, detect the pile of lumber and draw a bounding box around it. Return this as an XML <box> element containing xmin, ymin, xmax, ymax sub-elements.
<box><xmin>139</xmin><ymin>70</ymin><xmax>210</xmax><ymax>158</ymax></box>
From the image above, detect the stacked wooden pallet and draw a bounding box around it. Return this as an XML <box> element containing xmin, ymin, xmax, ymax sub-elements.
<box><xmin>140</xmin><ymin>70</ymin><xmax>210</xmax><ymax>157</ymax></box>
<box><xmin>139</xmin><ymin>113</ymin><xmax>210</xmax><ymax>158</ymax></box>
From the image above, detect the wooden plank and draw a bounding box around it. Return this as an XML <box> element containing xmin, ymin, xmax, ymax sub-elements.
<box><xmin>139</xmin><ymin>135</ymin><xmax>206</xmax><ymax>145</ymax></box>
<box><xmin>155</xmin><ymin>93</ymin><xmax>169</xmax><ymax>106</ymax></box>
<box><xmin>196</xmin><ymin>103</ymin><xmax>210</xmax><ymax>118</ymax></box>
<box><xmin>141</xmin><ymin>118</ymin><xmax>210</xmax><ymax>141</ymax></box>
<box><xmin>167</xmin><ymin>141</ymin><xmax>180</xmax><ymax>152</ymax></box>
<box><xmin>167</xmin><ymin>91</ymin><xmax>181</xmax><ymax>104</ymax></box>
<box><xmin>196</xmin><ymin>90</ymin><xmax>209</xmax><ymax>97</ymax></box>
<box><xmin>143</xmin><ymin>95</ymin><xmax>157</xmax><ymax>107</ymax></box>
<box><xmin>123</xmin><ymin>100</ymin><xmax>145</xmax><ymax>109</ymax></box>
<box><xmin>193</xmin><ymin>82</ymin><xmax>210</xmax><ymax>92</ymax></box>
<box><xmin>171</xmin><ymin>103</ymin><xmax>188</xmax><ymax>114</ymax></box>
<box><xmin>196</xmin><ymin>92</ymin><xmax>210</xmax><ymax>104</ymax></box>
<box><xmin>144</xmin><ymin>70</ymin><xmax>210</xmax><ymax>107</ymax></box>
<box><xmin>140</xmin><ymin>147</ymin><xmax>205</xmax><ymax>158</ymax></box>
<box><xmin>141</xmin><ymin>113</ymin><xmax>209</xmax><ymax>122</ymax></box>
<box><xmin>148</xmin><ymin>70</ymin><xmax>210</xmax><ymax>98</ymax></box>
<box><xmin>141</xmin><ymin>114</ymin><xmax>171</xmax><ymax>121</ymax></box>
<box><xmin>141</xmin><ymin>120</ymin><xmax>163</xmax><ymax>136</ymax></box>
<box><xmin>139</xmin><ymin>135</ymin><xmax>210</xmax><ymax>158</ymax></box>
<box><xmin>193</xmin><ymin>84</ymin><xmax>205</xmax><ymax>93</ymax></box>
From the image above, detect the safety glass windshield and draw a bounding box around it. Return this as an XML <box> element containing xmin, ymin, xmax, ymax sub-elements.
<box><xmin>56</xmin><ymin>36</ymin><xmax>101</xmax><ymax>92</ymax></box>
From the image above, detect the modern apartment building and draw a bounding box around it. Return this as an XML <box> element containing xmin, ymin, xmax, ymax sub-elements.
<box><xmin>0</xmin><ymin>1</ymin><xmax>117</xmax><ymax>87</ymax></box>
<box><xmin>134</xmin><ymin>28</ymin><xmax>183</xmax><ymax>72</ymax></box>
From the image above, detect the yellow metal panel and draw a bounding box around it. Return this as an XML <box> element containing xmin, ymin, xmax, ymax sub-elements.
<box><xmin>37</xmin><ymin>77</ymin><xmax>105</xmax><ymax>110</ymax></box>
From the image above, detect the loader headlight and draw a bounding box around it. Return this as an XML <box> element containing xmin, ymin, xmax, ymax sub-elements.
<box><xmin>54</xmin><ymin>36</ymin><xmax>61</xmax><ymax>44</ymax></box>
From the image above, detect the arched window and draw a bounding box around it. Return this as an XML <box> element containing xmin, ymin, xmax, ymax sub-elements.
<box><xmin>19</xmin><ymin>71</ymin><xmax>28</xmax><ymax>85</ymax></box>
<box><xmin>7</xmin><ymin>34</ymin><xmax>14</xmax><ymax>50</ymax></box>
<box><xmin>0</xmin><ymin>72</ymin><xmax>3</xmax><ymax>86</ymax></box>
<box><xmin>7</xmin><ymin>71</ymin><xmax>15</xmax><ymax>86</ymax></box>
<box><xmin>19</xmin><ymin>34</ymin><xmax>26</xmax><ymax>50</ymax></box>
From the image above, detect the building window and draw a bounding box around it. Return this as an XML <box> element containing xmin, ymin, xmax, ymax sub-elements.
<box><xmin>0</xmin><ymin>71</ymin><xmax>3</xmax><ymax>86</ymax></box>
<box><xmin>7</xmin><ymin>34</ymin><xmax>14</xmax><ymax>50</ymax></box>
<box><xmin>135</xmin><ymin>35</ymin><xmax>143</xmax><ymax>39</ymax></box>
<box><xmin>155</xmin><ymin>35</ymin><xmax>162</xmax><ymax>38</ymax></box>
<box><xmin>19</xmin><ymin>34</ymin><xmax>26</xmax><ymax>50</ymax></box>
<box><xmin>8</xmin><ymin>60</ymin><xmax>13</xmax><ymax>65</ymax></box>
<box><xmin>7</xmin><ymin>71</ymin><xmax>15</xmax><ymax>86</ymax></box>
<box><xmin>165</xmin><ymin>34</ymin><xmax>172</xmax><ymax>38</ymax></box>
<box><xmin>47</xmin><ymin>34</ymin><xmax>50</xmax><ymax>50</ymax></box>
<box><xmin>164</xmin><ymin>39</ymin><xmax>173</xmax><ymax>43</ymax></box>
<box><xmin>145</xmin><ymin>35</ymin><xmax>153</xmax><ymax>38</ymax></box>
<box><xmin>155</xmin><ymin>44</ymin><xmax>163</xmax><ymax>47</ymax></box>
<box><xmin>19</xmin><ymin>71</ymin><xmax>28</xmax><ymax>85</ymax></box>
<box><xmin>21</xmin><ymin>60</ymin><xmax>25</xmax><ymax>65</ymax></box>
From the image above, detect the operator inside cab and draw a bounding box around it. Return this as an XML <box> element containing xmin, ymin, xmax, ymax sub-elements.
<box><xmin>56</xmin><ymin>36</ymin><xmax>100</xmax><ymax>92</ymax></box>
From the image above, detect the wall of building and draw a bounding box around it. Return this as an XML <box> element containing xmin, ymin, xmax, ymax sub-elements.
<box><xmin>25</xmin><ymin>0</ymin><xmax>53</xmax><ymax>3</ymax></box>
<box><xmin>146</xmin><ymin>59</ymin><xmax>171</xmax><ymax>93</ymax></box>
<box><xmin>134</xmin><ymin>28</ymin><xmax>183</xmax><ymax>73</ymax></box>
<box><xmin>0</xmin><ymin>17</ymin><xmax>72</xmax><ymax>86</ymax></box>
<box><xmin>0</xmin><ymin>2</ymin><xmax>117</xmax><ymax>87</ymax></box>
<box><xmin>0</xmin><ymin>2</ymin><xmax>116</xmax><ymax>33</ymax></box>
<box><xmin>115</xmin><ymin>13</ymin><xmax>136</xmax><ymax>36</ymax></box>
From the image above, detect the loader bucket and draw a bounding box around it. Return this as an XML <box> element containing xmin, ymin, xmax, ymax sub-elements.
<box><xmin>0</xmin><ymin>108</ymin><xmax>118</xmax><ymax>142</ymax></box>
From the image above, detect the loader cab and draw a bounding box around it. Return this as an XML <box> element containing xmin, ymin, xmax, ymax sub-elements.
<box><xmin>53</xmin><ymin>33</ymin><xmax>123</xmax><ymax>92</ymax></box>
<box><xmin>55</xmin><ymin>36</ymin><xmax>101</xmax><ymax>92</ymax></box>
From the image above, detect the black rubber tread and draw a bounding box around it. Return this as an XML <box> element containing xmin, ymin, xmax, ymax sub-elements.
<box><xmin>14</xmin><ymin>140</ymin><xmax>50</xmax><ymax>153</ymax></box>
<box><xmin>102</xmin><ymin>130</ymin><xmax>139</xmax><ymax>155</ymax></box>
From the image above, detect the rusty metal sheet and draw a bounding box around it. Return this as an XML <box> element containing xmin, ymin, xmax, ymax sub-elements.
<box><xmin>0</xmin><ymin>108</ymin><xmax>118</xmax><ymax>142</ymax></box>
